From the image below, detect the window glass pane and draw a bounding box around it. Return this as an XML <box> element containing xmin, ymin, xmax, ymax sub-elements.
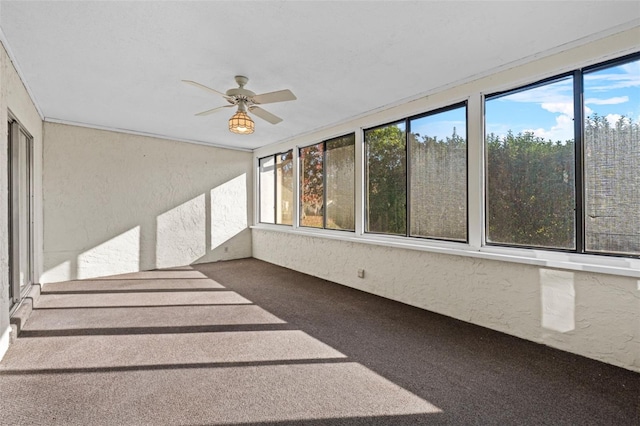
<box><xmin>409</xmin><ymin>107</ymin><xmax>467</xmax><ymax>241</ymax></box>
<box><xmin>276</xmin><ymin>151</ymin><xmax>293</xmax><ymax>225</ymax></box>
<box><xmin>300</xmin><ymin>143</ymin><xmax>324</xmax><ymax>228</ymax></box>
<box><xmin>485</xmin><ymin>76</ymin><xmax>576</xmax><ymax>249</ymax></box>
<box><xmin>365</xmin><ymin>122</ymin><xmax>406</xmax><ymax>235</ymax></box>
<box><xmin>259</xmin><ymin>156</ymin><xmax>275</xmax><ymax>223</ymax></box>
<box><xmin>17</xmin><ymin>130</ymin><xmax>31</xmax><ymax>290</ymax></box>
<box><xmin>326</xmin><ymin>134</ymin><xmax>355</xmax><ymax>231</ymax></box>
<box><xmin>584</xmin><ymin>59</ymin><xmax>640</xmax><ymax>255</ymax></box>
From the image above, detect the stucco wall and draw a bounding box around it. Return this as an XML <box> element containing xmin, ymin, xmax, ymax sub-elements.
<box><xmin>0</xmin><ymin>39</ymin><xmax>9</xmax><ymax>361</ymax></box>
<box><xmin>0</xmin><ymin>39</ymin><xmax>44</xmax><ymax>360</ymax></box>
<box><xmin>253</xmin><ymin>229</ymin><xmax>639</xmax><ymax>372</ymax></box>
<box><xmin>41</xmin><ymin>122</ymin><xmax>252</xmax><ymax>283</ymax></box>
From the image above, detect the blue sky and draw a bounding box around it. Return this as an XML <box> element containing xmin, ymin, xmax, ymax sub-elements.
<box><xmin>486</xmin><ymin>58</ymin><xmax>640</xmax><ymax>142</ymax></box>
<box><xmin>410</xmin><ymin>107</ymin><xmax>466</xmax><ymax>141</ymax></box>
<box><xmin>410</xmin><ymin>58</ymin><xmax>639</xmax><ymax>143</ymax></box>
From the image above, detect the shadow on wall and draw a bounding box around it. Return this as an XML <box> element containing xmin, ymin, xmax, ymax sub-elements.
<box><xmin>41</xmin><ymin>174</ymin><xmax>249</xmax><ymax>282</ymax></box>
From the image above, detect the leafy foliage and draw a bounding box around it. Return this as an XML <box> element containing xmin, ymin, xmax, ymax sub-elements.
<box><xmin>364</xmin><ymin>114</ymin><xmax>638</xmax><ymax>254</ymax></box>
<box><xmin>276</xmin><ymin>150</ymin><xmax>294</xmax><ymax>225</ymax></box>
<box><xmin>487</xmin><ymin>114</ymin><xmax>639</xmax><ymax>253</ymax></box>
<box><xmin>300</xmin><ymin>135</ymin><xmax>356</xmax><ymax>230</ymax></box>
<box><xmin>366</xmin><ymin>124</ymin><xmax>407</xmax><ymax>234</ymax></box>
<box><xmin>300</xmin><ymin>143</ymin><xmax>324</xmax><ymax>227</ymax></box>
<box><xmin>410</xmin><ymin>127</ymin><xmax>467</xmax><ymax>240</ymax></box>
<box><xmin>486</xmin><ymin>131</ymin><xmax>576</xmax><ymax>248</ymax></box>
<box><xmin>584</xmin><ymin>114</ymin><xmax>640</xmax><ymax>254</ymax></box>
<box><xmin>325</xmin><ymin>137</ymin><xmax>355</xmax><ymax>230</ymax></box>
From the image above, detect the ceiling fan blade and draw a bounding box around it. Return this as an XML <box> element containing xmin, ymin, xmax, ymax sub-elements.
<box><xmin>195</xmin><ymin>105</ymin><xmax>234</xmax><ymax>116</ymax></box>
<box><xmin>252</xmin><ymin>89</ymin><xmax>296</xmax><ymax>105</ymax></box>
<box><xmin>182</xmin><ymin>80</ymin><xmax>228</xmax><ymax>97</ymax></box>
<box><xmin>249</xmin><ymin>106</ymin><xmax>283</xmax><ymax>124</ymax></box>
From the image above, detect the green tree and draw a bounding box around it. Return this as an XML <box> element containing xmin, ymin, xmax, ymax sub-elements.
<box><xmin>486</xmin><ymin>131</ymin><xmax>575</xmax><ymax>248</ymax></box>
<box><xmin>366</xmin><ymin>124</ymin><xmax>406</xmax><ymax>234</ymax></box>
<box><xmin>584</xmin><ymin>114</ymin><xmax>640</xmax><ymax>253</ymax></box>
<box><xmin>410</xmin><ymin>127</ymin><xmax>467</xmax><ymax>240</ymax></box>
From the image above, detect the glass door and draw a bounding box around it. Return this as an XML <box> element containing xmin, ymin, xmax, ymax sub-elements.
<box><xmin>8</xmin><ymin>119</ymin><xmax>34</xmax><ymax>307</ymax></box>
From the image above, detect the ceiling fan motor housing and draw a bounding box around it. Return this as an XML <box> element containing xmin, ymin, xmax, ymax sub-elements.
<box><xmin>225</xmin><ymin>88</ymin><xmax>256</xmax><ymax>100</ymax></box>
<box><xmin>226</xmin><ymin>76</ymin><xmax>255</xmax><ymax>102</ymax></box>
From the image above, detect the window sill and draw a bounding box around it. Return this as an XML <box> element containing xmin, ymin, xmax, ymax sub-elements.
<box><xmin>250</xmin><ymin>224</ymin><xmax>640</xmax><ymax>279</ymax></box>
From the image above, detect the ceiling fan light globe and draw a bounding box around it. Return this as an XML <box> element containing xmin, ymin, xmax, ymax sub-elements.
<box><xmin>228</xmin><ymin>111</ymin><xmax>255</xmax><ymax>134</ymax></box>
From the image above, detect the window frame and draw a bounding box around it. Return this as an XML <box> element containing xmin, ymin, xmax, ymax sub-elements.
<box><xmin>581</xmin><ymin>52</ymin><xmax>640</xmax><ymax>258</ymax></box>
<box><xmin>298</xmin><ymin>132</ymin><xmax>356</xmax><ymax>232</ymax></box>
<box><xmin>364</xmin><ymin>119</ymin><xmax>407</xmax><ymax>236</ymax></box>
<box><xmin>483</xmin><ymin>51</ymin><xmax>640</xmax><ymax>258</ymax></box>
<box><xmin>407</xmin><ymin>102</ymin><xmax>469</xmax><ymax>243</ymax></box>
<box><xmin>258</xmin><ymin>149</ymin><xmax>294</xmax><ymax>226</ymax></box>
<box><xmin>364</xmin><ymin>101</ymin><xmax>469</xmax><ymax>243</ymax></box>
<box><xmin>484</xmin><ymin>72</ymin><xmax>577</xmax><ymax>253</ymax></box>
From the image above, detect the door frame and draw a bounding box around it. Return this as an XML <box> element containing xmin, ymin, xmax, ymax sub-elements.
<box><xmin>7</xmin><ymin>114</ymin><xmax>34</xmax><ymax>310</ymax></box>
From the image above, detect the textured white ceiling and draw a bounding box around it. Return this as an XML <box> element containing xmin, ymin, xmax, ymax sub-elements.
<box><xmin>1</xmin><ymin>1</ymin><xmax>638</xmax><ymax>150</ymax></box>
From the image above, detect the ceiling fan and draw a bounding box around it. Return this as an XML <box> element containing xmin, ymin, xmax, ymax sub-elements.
<box><xmin>183</xmin><ymin>75</ymin><xmax>296</xmax><ymax>134</ymax></box>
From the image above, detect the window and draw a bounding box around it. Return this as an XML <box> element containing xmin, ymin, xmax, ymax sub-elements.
<box><xmin>259</xmin><ymin>150</ymin><xmax>293</xmax><ymax>225</ymax></box>
<box><xmin>365</xmin><ymin>104</ymin><xmax>468</xmax><ymax>241</ymax></box>
<box><xmin>276</xmin><ymin>151</ymin><xmax>294</xmax><ymax>225</ymax></box>
<box><xmin>365</xmin><ymin>121</ymin><xmax>407</xmax><ymax>235</ymax></box>
<box><xmin>584</xmin><ymin>58</ymin><xmax>640</xmax><ymax>256</ymax></box>
<box><xmin>325</xmin><ymin>135</ymin><xmax>356</xmax><ymax>231</ymax></box>
<box><xmin>485</xmin><ymin>77</ymin><xmax>576</xmax><ymax>249</ymax></box>
<box><xmin>259</xmin><ymin>156</ymin><xmax>275</xmax><ymax>223</ymax></box>
<box><xmin>485</xmin><ymin>53</ymin><xmax>639</xmax><ymax>257</ymax></box>
<box><xmin>300</xmin><ymin>143</ymin><xmax>324</xmax><ymax>228</ymax></box>
<box><xmin>299</xmin><ymin>134</ymin><xmax>355</xmax><ymax>230</ymax></box>
<box><xmin>258</xmin><ymin>53</ymin><xmax>638</xmax><ymax>262</ymax></box>
<box><xmin>409</xmin><ymin>106</ymin><xmax>467</xmax><ymax>241</ymax></box>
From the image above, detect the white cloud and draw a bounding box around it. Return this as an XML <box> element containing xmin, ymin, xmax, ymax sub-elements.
<box><xmin>584</xmin><ymin>105</ymin><xmax>594</xmax><ymax>117</ymax></box>
<box><xmin>541</xmin><ymin>102</ymin><xmax>573</xmax><ymax>116</ymax></box>
<box><xmin>505</xmin><ymin>80</ymin><xmax>572</xmax><ymax>104</ymax></box>
<box><xmin>525</xmin><ymin>113</ymin><xmax>574</xmax><ymax>142</ymax></box>
<box><xmin>490</xmin><ymin>58</ymin><xmax>639</xmax><ymax>142</ymax></box>
<box><xmin>620</xmin><ymin>61</ymin><xmax>640</xmax><ymax>75</ymax></box>
<box><xmin>585</xmin><ymin>96</ymin><xmax>629</xmax><ymax>105</ymax></box>
<box><xmin>584</xmin><ymin>71</ymin><xmax>640</xmax><ymax>91</ymax></box>
<box><xmin>605</xmin><ymin>114</ymin><xmax>622</xmax><ymax>126</ymax></box>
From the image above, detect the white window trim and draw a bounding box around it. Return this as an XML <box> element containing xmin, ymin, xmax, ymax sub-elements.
<box><xmin>251</xmin><ymin>224</ymin><xmax>640</xmax><ymax>278</ymax></box>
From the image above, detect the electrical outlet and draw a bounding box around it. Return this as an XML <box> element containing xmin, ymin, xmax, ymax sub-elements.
<box><xmin>357</xmin><ymin>269</ymin><xmax>365</xmax><ymax>278</ymax></box>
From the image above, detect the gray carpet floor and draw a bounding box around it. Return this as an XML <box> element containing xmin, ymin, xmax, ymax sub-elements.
<box><xmin>0</xmin><ymin>258</ymin><xmax>638</xmax><ymax>425</ymax></box>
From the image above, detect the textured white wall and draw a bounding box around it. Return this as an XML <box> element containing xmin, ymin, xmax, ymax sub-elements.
<box><xmin>0</xmin><ymin>40</ymin><xmax>9</xmax><ymax>359</ymax></box>
<box><xmin>253</xmin><ymin>230</ymin><xmax>639</xmax><ymax>372</ymax></box>
<box><xmin>0</xmin><ymin>39</ymin><xmax>44</xmax><ymax>360</ymax></box>
<box><xmin>42</xmin><ymin>122</ymin><xmax>252</xmax><ymax>283</ymax></box>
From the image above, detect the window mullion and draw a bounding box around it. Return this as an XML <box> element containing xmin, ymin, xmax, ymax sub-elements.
<box><xmin>322</xmin><ymin>142</ymin><xmax>327</xmax><ymax>229</ymax></box>
<box><xmin>405</xmin><ymin>119</ymin><xmax>411</xmax><ymax>237</ymax></box>
<box><xmin>293</xmin><ymin>148</ymin><xmax>300</xmax><ymax>229</ymax></box>
<box><xmin>573</xmin><ymin>70</ymin><xmax>585</xmax><ymax>253</ymax></box>
<box><xmin>273</xmin><ymin>155</ymin><xmax>278</xmax><ymax>223</ymax></box>
<box><xmin>468</xmin><ymin>94</ymin><xmax>483</xmax><ymax>249</ymax></box>
<box><xmin>355</xmin><ymin>131</ymin><xmax>365</xmax><ymax>236</ymax></box>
